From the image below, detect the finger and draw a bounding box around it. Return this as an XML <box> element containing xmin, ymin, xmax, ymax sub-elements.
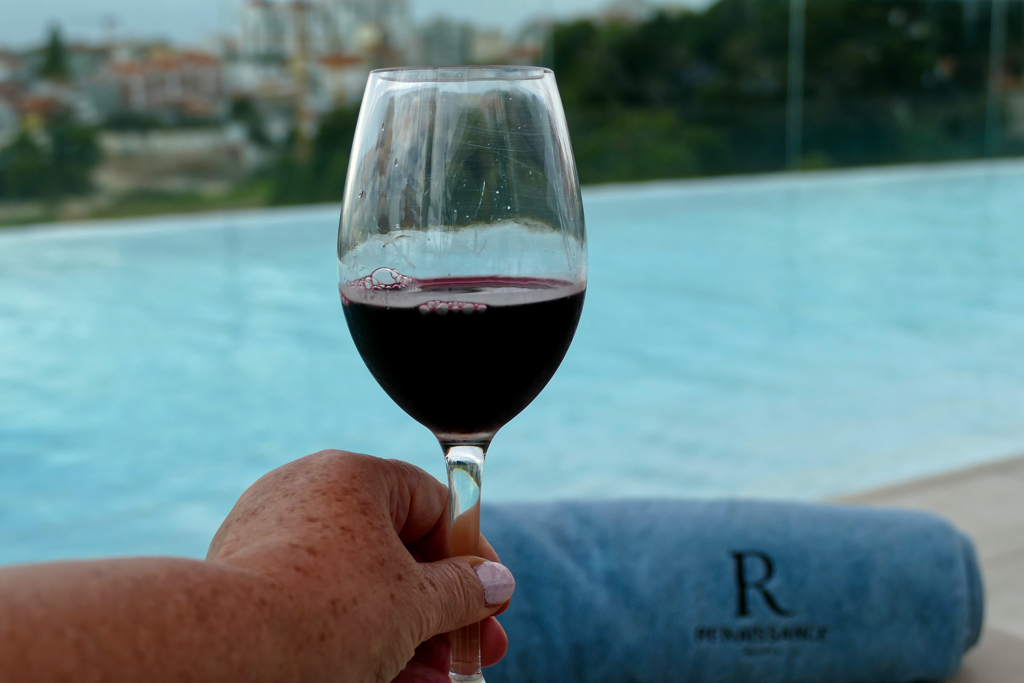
<box><xmin>415</xmin><ymin>558</ymin><xmax>516</xmax><ymax>638</ymax></box>
<box><xmin>480</xmin><ymin>617</ymin><xmax>509</xmax><ymax>668</ymax></box>
<box><xmin>391</xmin><ymin>660</ymin><xmax>450</xmax><ymax>683</ymax></box>
<box><xmin>410</xmin><ymin>532</ymin><xmax>500</xmax><ymax>565</ymax></box>
<box><xmin>399</xmin><ymin>619</ymin><xmax>507</xmax><ymax>677</ymax></box>
<box><xmin>406</xmin><ymin>518</ymin><xmax>450</xmax><ymax>564</ymax></box>
<box><xmin>401</xmin><ymin>619</ymin><xmax>507</xmax><ymax>676</ymax></box>
<box><xmin>479</xmin><ymin>534</ymin><xmax>500</xmax><ymax>563</ymax></box>
<box><xmin>382</xmin><ymin>459</ymin><xmax>450</xmax><ymax>545</ymax></box>
<box><xmin>408</xmin><ymin>635</ymin><xmax>449</xmax><ymax>672</ymax></box>
<box><xmin>410</xmin><ymin>528</ymin><xmax>501</xmax><ymax>567</ymax></box>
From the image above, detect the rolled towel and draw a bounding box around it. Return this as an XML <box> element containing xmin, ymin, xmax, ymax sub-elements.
<box><xmin>482</xmin><ymin>500</ymin><xmax>983</xmax><ymax>683</ymax></box>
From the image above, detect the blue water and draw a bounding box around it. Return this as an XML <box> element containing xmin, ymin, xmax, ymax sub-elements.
<box><xmin>3</xmin><ymin>160</ymin><xmax>1024</xmax><ymax>565</ymax></box>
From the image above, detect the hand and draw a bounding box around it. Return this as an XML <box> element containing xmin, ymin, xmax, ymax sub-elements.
<box><xmin>206</xmin><ymin>450</ymin><xmax>515</xmax><ymax>683</ymax></box>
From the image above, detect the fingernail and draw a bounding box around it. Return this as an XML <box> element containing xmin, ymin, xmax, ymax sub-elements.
<box><xmin>473</xmin><ymin>560</ymin><xmax>515</xmax><ymax>606</ymax></box>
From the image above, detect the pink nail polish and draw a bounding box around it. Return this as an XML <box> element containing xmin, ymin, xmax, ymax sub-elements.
<box><xmin>473</xmin><ymin>561</ymin><xmax>515</xmax><ymax>606</ymax></box>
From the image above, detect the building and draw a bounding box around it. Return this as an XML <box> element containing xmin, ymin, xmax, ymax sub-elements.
<box><xmin>100</xmin><ymin>49</ymin><xmax>223</xmax><ymax>120</ymax></box>
<box><xmin>231</xmin><ymin>0</ymin><xmax>412</xmax><ymax>142</ymax></box>
<box><xmin>418</xmin><ymin>21</ymin><xmax>514</xmax><ymax>66</ymax></box>
<box><xmin>0</xmin><ymin>51</ymin><xmax>26</xmax><ymax>115</ymax></box>
<box><xmin>418</xmin><ymin>19</ymin><xmax>472</xmax><ymax>66</ymax></box>
<box><xmin>240</xmin><ymin>0</ymin><xmax>289</xmax><ymax>60</ymax></box>
<box><xmin>314</xmin><ymin>53</ymin><xmax>369</xmax><ymax>109</ymax></box>
<box><xmin>329</xmin><ymin>0</ymin><xmax>413</xmax><ymax>62</ymax></box>
<box><xmin>508</xmin><ymin>22</ymin><xmax>551</xmax><ymax>66</ymax></box>
<box><xmin>95</xmin><ymin>124</ymin><xmax>268</xmax><ymax>195</ymax></box>
<box><xmin>469</xmin><ymin>30</ymin><xmax>508</xmax><ymax>64</ymax></box>
<box><xmin>595</xmin><ymin>0</ymin><xmax>655</xmax><ymax>25</ymax></box>
<box><xmin>21</xmin><ymin>79</ymin><xmax>103</xmax><ymax>126</ymax></box>
<box><xmin>18</xmin><ymin>43</ymin><xmax>111</xmax><ymax>84</ymax></box>
<box><xmin>239</xmin><ymin>0</ymin><xmax>340</xmax><ymax>61</ymax></box>
<box><xmin>238</xmin><ymin>0</ymin><xmax>414</xmax><ymax>65</ymax></box>
<box><xmin>0</xmin><ymin>51</ymin><xmax>23</xmax><ymax>84</ymax></box>
<box><xmin>17</xmin><ymin>93</ymin><xmax>67</xmax><ymax>138</ymax></box>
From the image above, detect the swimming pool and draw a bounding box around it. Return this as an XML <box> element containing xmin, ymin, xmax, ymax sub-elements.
<box><xmin>3</xmin><ymin>160</ymin><xmax>1024</xmax><ymax>565</ymax></box>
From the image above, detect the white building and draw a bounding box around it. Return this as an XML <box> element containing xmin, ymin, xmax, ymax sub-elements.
<box><xmin>313</xmin><ymin>53</ymin><xmax>369</xmax><ymax>109</ymax></box>
<box><xmin>239</xmin><ymin>0</ymin><xmax>413</xmax><ymax>63</ymax></box>
<box><xmin>100</xmin><ymin>50</ymin><xmax>222</xmax><ymax>118</ymax></box>
<box><xmin>332</xmin><ymin>0</ymin><xmax>414</xmax><ymax>59</ymax></box>
<box><xmin>229</xmin><ymin>0</ymin><xmax>411</xmax><ymax>142</ymax></box>
<box><xmin>240</xmin><ymin>0</ymin><xmax>341</xmax><ymax>60</ymax></box>
<box><xmin>470</xmin><ymin>30</ymin><xmax>508</xmax><ymax>64</ymax></box>
<box><xmin>0</xmin><ymin>52</ymin><xmax>22</xmax><ymax>84</ymax></box>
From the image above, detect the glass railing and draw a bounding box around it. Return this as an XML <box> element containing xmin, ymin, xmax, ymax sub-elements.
<box><xmin>540</xmin><ymin>0</ymin><xmax>1024</xmax><ymax>184</ymax></box>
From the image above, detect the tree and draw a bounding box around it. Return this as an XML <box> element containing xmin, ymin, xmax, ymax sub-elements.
<box><xmin>48</xmin><ymin>111</ymin><xmax>102</xmax><ymax>195</ymax></box>
<box><xmin>0</xmin><ymin>133</ymin><xmax>51</xmax><ymax>199</ymax></box>
<box><xmin>269</xmin><ymin>107</ymin><xmax>359</xmax><ymax>205</ymax></box>
<box><xmin>0</xmin><ymin>111</ymin><xmax>101</xmax><ymax>200</ymax></box>
<box><xmin>39</xmin><ymin>25</ymin><xmax>70</xmax><ymax>81</ymax></box>
<box><xmin>230</xmin><ymin>97</ymin><xmax>271</xmax><ymax>147</ymax></box>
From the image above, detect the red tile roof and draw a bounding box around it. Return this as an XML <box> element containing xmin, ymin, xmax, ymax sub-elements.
<box><xmin>319</xmin><ymin>53</ymin><xmax>365</xmax><ymax>68</ymax></box>
<box><xmin>108</xmin><ymin>50</ymin><xmax>220</xmax><ymax>76</ymax></box>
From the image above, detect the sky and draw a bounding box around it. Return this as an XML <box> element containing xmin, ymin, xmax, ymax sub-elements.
<box><xmin>0</xmin><ymin>0</ymin><xmax>706</xmax><ymax>50</ymax></box>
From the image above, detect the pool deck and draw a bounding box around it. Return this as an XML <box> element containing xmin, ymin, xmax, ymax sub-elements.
<box><xmin>839</xmin><ymin>455</ymin><xmax>1024</xmax><ymax>682</ymax></box>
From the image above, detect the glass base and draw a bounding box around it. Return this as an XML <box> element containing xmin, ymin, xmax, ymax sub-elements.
<box><xmin>449</xmin><ymin>673</ymin><xmax>484</xmax><ymax>683</ymax></box>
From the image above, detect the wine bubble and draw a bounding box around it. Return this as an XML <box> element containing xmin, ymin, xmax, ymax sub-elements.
<box><xmin>348</xmin><ymin>268</ymin><xmax>413</xmax><ymax>291</ymax></box>
<box><xmin>417</xmin><ymin>300</ymin><xmax>488</xmax><ymax>316</ymax></box>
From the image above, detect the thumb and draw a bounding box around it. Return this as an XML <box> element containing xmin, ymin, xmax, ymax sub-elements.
<box><xmin>417</xmin><ymin>558</ymin><xmax>515</xmax><ymax>637</ymax></box>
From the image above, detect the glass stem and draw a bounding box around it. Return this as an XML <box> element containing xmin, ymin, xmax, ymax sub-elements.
<box><xmin>443</xmin><ymin>443</ymin><xmax>487</xmax><ymax>683</ymax></box>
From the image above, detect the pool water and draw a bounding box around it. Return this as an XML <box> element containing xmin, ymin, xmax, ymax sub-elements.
<box><xmin>3</xmin><ymin>160</ymin><xmax>1024</xmax><ymax>564</ymax></box>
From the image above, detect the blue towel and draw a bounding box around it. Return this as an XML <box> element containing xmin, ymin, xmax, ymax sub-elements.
<box><xmin>482</xmin><ymin>500</ymin><xmax>983</xmax><ymax>683</ymax></box>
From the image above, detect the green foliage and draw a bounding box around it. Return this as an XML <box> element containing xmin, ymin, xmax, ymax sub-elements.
<box><xmin>88</xmin><ymin>182</ymin><xmax>272</xmax><ymax>220</ymax></box>
<box><xmin>0</xmin><ymin>133</ymin><xmax>50</xmax><ymax>199</ymax></box>
<box><xmin>269</xmin><ymin>107</ymin><xmax>360</xmax><ymax>205</ymax></box>
<box><xmin>103</xmin><ymin>113</ymin><xmax>164</xmax><ymax>131</ymax></box>
<box><xmin>230</xmin><ymin>98</ymin><xmax>272</xmax><ymax>147</ymax></box>
<box><xmin>569</xmin><ymin>108</ymin><xmax>729</xmax><ymax>183</ymax></box>
<box><xmin>267</xmin><ymin>0</ymin><xmax>1022</xmax><ymax>200</ymax></box>
<box><xmin>39</xmin><ymin>26</ymin><xmax>70</xmax><ymax>81</ymax></box>
<box><xmin>49</xmin><ymin>112</ymin><xmax>103</xmax><ymax>194</ymax></box>
<box><xmin>0</xmin><ymin>112</ymin><xmax>102</xmax><ymax>200</ymax></box>
<box><xmin>553</xmin><ymin>0</ymin><xmax>1019</xmax><ymax>181</ymax></box>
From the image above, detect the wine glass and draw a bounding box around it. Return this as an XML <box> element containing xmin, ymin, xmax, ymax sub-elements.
<box><xmin>337</xmin><ymin>66</ymin><xmax>586</xmax><ymax>683</ymax></box>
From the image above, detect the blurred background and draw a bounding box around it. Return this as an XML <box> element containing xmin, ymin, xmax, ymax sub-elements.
<box><xmin>4</xmin><ymin>0</ymin><xmax>1024</xmax><ymax>565</ymax></box>
<box><xmin>1</xmin><ymin>0</ymin><xmax>1023</xmax><ymax>223</ymax></box>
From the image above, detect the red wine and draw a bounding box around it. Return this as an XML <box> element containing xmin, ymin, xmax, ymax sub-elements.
<box><xmin>342</xmin><ymin>274</ymin><xmax>585</xmax><ymax>440</ymax></box>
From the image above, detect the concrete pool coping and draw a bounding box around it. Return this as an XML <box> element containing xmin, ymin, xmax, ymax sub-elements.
<box><xmin>838</xmin><ymin>454</ymin><xmax>1024</xmax><ymax>682</ymax></box>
